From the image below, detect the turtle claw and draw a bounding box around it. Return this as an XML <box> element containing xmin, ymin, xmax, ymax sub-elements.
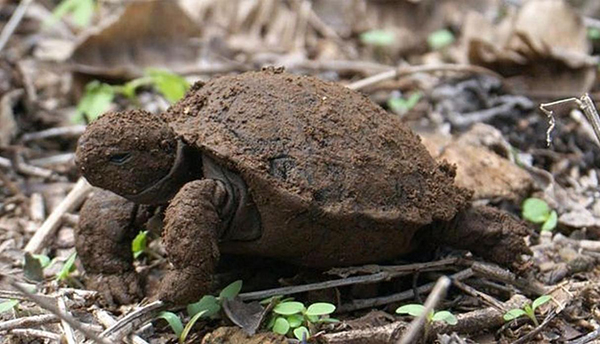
<box><xmin>86</xmin><ymin>271</ymin><xmax>143</xmax><ymax>307</ymax></box>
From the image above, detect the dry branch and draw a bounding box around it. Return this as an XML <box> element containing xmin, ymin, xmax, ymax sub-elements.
<box><xmin>399</xmin><ymin>276</ymin><xmax>451</xmax><ymax>344</ymax></box>
<box><xmin>323</xmin><ymin>295</ymin><xmax>528</xmax><ymax>344</ymax></box>
<box><xmin>24</xmin><ymin>178</ymin><xmax>92</xmax><ymax>254</ymax></box>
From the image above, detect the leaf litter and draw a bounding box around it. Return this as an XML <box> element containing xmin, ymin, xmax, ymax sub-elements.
<box><xmin>2</xmin><ymin>0</ymin><xmax>600</xmax><ymax>343</ymax></box>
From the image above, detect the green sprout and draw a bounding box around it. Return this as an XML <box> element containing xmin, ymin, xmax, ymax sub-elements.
<box><xmin>56</xmin><ymin>252</ymin><xmax>78</xmax><ymax>282</ymax></box>
<box><xmin>396</xmin><ymin>304</ymin><xmax>457</xmax><ymax>338</ymax></box>
<box><xmin>427</xmin><ymin>29</ymin><xmax>455</xmax><ymax>50</ymax></box>
<box><xmin>504</xmin><ymin>295</ymin><xmax>552</xmax><ymax>326</ymax></box>
<box><xmin>588</xmin><ymin>28</ymin><xmax>600</xmax><ymax>40</ymax></box>
<box><xmin>396</xmin><ymin>304</ymin><xmax>457</xmax><ymax>325</ymax></box>
<box><xmin>158</xmin><ymin>280</ymin><xmax>242</xmax><ymax>343</ymax></box>
<box><xmin>360</xmin><ymin>30</ymin><xmax>395</xmax><ymax>47</ymax></box>
<box><xmin>265</xmin><ymin>299</ymin><xmax>337</xmax><ymax>340</ymax></box>
<box><xmin>74</xmin><ymin>69</ymin><xmax>190</xmax><ymax>123</ymax></box>
<box><xmin>0</xmin><ymin>300</ymin><xmax>18</xmax><ymax>314</ymax></box>
<box><xmin>46</xmin><ymin>0</ymin><xmax>96</xmax><ymax>28</ymax></box>
<box><xmin>522</xmin><ymin>198</ymin><xmax>557</xmax><ymax>232</ymax></box>
<box><xmin>387</xmin><ymin>92</ymin><xmax>422</xmax><ymax>115</ymax></box>
<box><xmin>131</xmin><ymin>231</ymin><xmax>148</xmax><ymax>259</ymax></box>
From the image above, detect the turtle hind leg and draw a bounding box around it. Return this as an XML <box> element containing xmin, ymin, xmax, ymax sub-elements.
<box><xmin>431</xmin><ymin>206</ymin><xmax>532</xmax><ymax>265</ymax></box>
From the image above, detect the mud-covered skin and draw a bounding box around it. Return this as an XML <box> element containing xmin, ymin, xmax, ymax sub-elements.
<box><xmin>76</xmin><ymin>190</ymin><xmax>151</xmax><ymax>305</ymax></box>
<box><xmin>425</xmin><ymin>206</ymin><xmax>531</xmax><ymax>265</ymax></box>
<box><xmin>159</xmin><ymin>179</ymin><xmax>223</xmax><ymax>304</ymax></box>
<box><xmin>76</xmin><ymin>109</ymin><xmax>178</xmax><ymax>202</ymax></box>
<box><xmin>75</xmin><ymin>69</ymin><xmax>530</xmax><ymax>305</ymax></box>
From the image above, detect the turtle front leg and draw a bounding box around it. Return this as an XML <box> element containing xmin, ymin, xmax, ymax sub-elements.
<box><xmin>158</xmin><ymin>179</ymin><xmax>226</xmax><ymax>305</ymax></box>
<box><xmin>76</xmin><ymin>190</ymin><xmax>151</xmax><ymax>305</ymax></box>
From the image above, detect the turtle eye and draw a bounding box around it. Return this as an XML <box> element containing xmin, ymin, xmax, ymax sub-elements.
<box><xmin>108</xmin><ymin>152</ymin><xmax>132</xmax><ymax>165</ymax></box>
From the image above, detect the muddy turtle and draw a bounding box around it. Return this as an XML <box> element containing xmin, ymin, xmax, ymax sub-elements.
<box><xmin>75</xmin><ymin>69</ymin><xmax>529</xmax><ymax>305</ymax></box>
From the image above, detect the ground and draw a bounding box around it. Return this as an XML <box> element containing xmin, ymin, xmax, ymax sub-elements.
<box><xmin>1</xmin><ymin>0</ymin><xmax>600</xmax><ymax>343</ymax></box>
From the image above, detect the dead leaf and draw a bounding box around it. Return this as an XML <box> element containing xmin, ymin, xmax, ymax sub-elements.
<box><xmin>23</xmin><ymin>252</ymin><xmax>44</xmax><ymax>282</ymax></box>
<box><xmin>70</xmin><ymin>1</ymin><xmax>201</xmax><ymax>78</ymax></box>
<box><xmin>0</xmin><ymin>89</ymin><xmax>22</xmax><ymax>147</ymax></box>
<box><xmin>463</xmin><ymin>0</ymin><xmax>597</xmax><ymax>94</ymax></box>
<box><xmin>421</xmin><ymin>124</ymin><xmax>533</xmax><ymax>201</ymax></box>
<box><xmin>222</xmin><ymin>297</ymin><xmax>267</xmax><ymax>336</ymax></box>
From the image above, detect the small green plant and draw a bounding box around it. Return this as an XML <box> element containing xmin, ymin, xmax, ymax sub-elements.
<box><xmin>360</xmin><ymin>30</ymin><xmax>395</xmax><ymax>47</ymax></box>
<box><xmin>396</xmin><ymin>304</ymin><xmax>458</xmax><ymax>325</ymax></box>
<box><xmin>427</xmin><ymin>29</ymin><xmax>455</xmax><ymax>50</ymax></box>
<box><xmin>396</xmin><ymin>304</ymin><xmax>457</xmax><ymax>338</ymax></box>
<box><xmin>56</xmin><ymin>252</ymin><xmax>78</xmax><ymax>281</ymax></box>
<box><xmin>131</xmin><ymin>231</ymin><xmax>148</xmax><ymax>259</ymax></box>
<box><xmin>522</xmin><ymin>198</ymin><xmax>557</xmax><ymax>232</ymax></box>
<box><xmin>158</xmin><ymin>280</ymin><xmax>242</xmax><ymax>343</ymax></box>
<box><xmin>265</xmin><ymin>299</ymin><xmax>337</xmax><ymax>340</ymax></box>
<box><xmin>387</xmin><ymin>92</ymin><xmax>422</xmax><ymax>115</ymax></box>
<box><xmin>504</xmin><ymin>295</ymin><xmax>552</xmax><ymax>326</ymax></box>
<box><xmin>0</xmin><ymin>300</ymin><xmax>18</xmax><ymax>314</ymax></box>
<box><xmin>75</xmin><ymin>69</ymin><xmax>190</xmax><ymax>123</ymax></box>
<box><xmin>588</xmin><ymin>28</ymin><xmax>600</xmax><ymax>40</ymax></box>
<box><xmin>47</xmin><ymin>0</ymin><xmax>96</xmax><ymax>28</ymax></box>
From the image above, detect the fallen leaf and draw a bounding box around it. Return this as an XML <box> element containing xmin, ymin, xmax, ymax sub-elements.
<box><xmin>0</xmin><ymin>89</ymin><xmax>22</xmax><ymax>147</ymax></box>
<box><xmin>70</xmin><ymin>1</ymin><xmax>201</xmax><ymax>78</ymax></box>
<box><xmin>222</xmin><ymin>297</ymin><xmax>267</xmax><ymax>336</ymax></box>
<box><xmin>463</xmin><ymin>0</ymin><xmax>597</xmax><ymax>94</ymax></box>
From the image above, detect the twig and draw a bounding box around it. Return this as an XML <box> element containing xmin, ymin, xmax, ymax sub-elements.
<box><xmin>58</xmin><ymin>297</ymin><xmax>77</xmax><ymax>344</ymax></box>
<box><xmin>0</xmin><ymin>290</ymin><xmax>30</xmax><ymax>301</ymax></box>
<box><xmin>292</xmin><ymin>0</ymin><xmax>311</xmax><ymax>52</ymax></box>
<box><xmin>30</xmin><ymin>153</ymin><xmax>76</xmax><ymax>167</ymax></box>
<box><xmin>24</xmin><ymin>178</ymin><xmax>92</xmax><ymax>254</ymax></box>
<box><xmin>240</xmin><ymin>271</ymin><xmax>404</xmax><ymax>301</ymax></box>
<box><xmin>94</xmin><ymin>300</ymin><xmax>165</xmax><ymax>343</ymax></box>
<box><xmin>282</xmin><ymin>58</ymin><xmax>393</xmax><ymax>75</ymax></box>
<box><xmin>0</xmin><ymin>314</ymin><xmax>58</xmax><ymax>331</ymax></box>
<box><xmin>567</xmin><ymin>326</ymin><xmax>600</xmax><ymax>344</ymax></box>
<box><xmin>21</xmin><ymin>125</ymin><xmax>86</xmax><ymax>142</ymax></box>
<box><xmin>323</xmin><ymin>295</ymin><xmax>529</xmax><ymax>344</ymax></box>
<box><xmin>29</xmin><ymin>193</ymin><xmax>45</xmax><ymax>222</ymax></box>
<box><xmin>307</xmin><ymin>4</ymin><xmax>341</xmax><ymax>40</ymax></box>
<box><xmin>4</xmin><ymin>276</ymin><xmax>111</xmax><ymax>344</ymax></box>
<box><xmin>14</xmin><ymin>154</ymin><xmax>57</xmax><ymax>179</ymax></box>
<box><xmin>398</xmin><ymin>276</ymin><xmax>451</xmax><ymax>344</ymax></box>
<box><xmin>0</xmin><ymin>0</ymin><xmax>35</xmax><ymax>52</ymax></box>
<box><xmin>471</xmin><ymin>262</ymin><xmax>548</xmax><ymax>296</ymax></box>
<box><xmin>452</xmin><ymin>278</ymin><xmax>505</xmax><ymax>311</ymax></box>
<box><xmin>347</xmin><ymin>64</ymin><xmax>503</xmax><ymax>91</ymax></box>
<box><xmin>540</xmin><ymin>94</ymin><xmax>600</xmax><ymax>147</ymax></box>
<box><xmin>337</xmin><ymin>269</ymin><xmax>473</xmax><ymax>313</ymax></box>
<box><xmin>511</xmin><ymin>310</ymin><xmax>558</xmax><ymax>344</ymax></box>
<box><xmin>7</xmin><ymin>328</ymin><xmax>62</xmax><ymax>341</ymax></box>
<box><xmin>327</xmin><ymin>257</ymin><xmax>461</xmax><ymax>278</ymax></box>
<box><xmin>95</xmin><ymin>309</ymin><xmax>150</xmax><ymax>344</ymax></box>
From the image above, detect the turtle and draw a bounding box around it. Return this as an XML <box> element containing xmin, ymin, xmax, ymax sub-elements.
<box><xmin>75</xmin><ymin>68</ymin><xmax>530</xmax><ymax>306</ymax></box>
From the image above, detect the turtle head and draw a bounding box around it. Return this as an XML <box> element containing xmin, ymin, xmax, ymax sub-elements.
<box><xmin>76</xmin><ymin>110</ymin><xmax>179</xmax><ymax>204</ymax></box>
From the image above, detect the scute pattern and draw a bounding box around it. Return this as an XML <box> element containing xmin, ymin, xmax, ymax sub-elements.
<box><xmin>164</xmin><ymin>69</ymin><xmax>471</xmax><ymax>225</ymax></box>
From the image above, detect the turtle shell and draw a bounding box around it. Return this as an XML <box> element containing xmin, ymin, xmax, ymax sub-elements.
<box><xmin>163</xmin><ymin>69</ymin><xmax>470</xmax><ymax>227</ymax></box>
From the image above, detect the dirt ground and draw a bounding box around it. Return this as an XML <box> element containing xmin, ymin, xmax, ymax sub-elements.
<box><xmin>2</xmin><ymin>0</ymin><xmax>600</xmax><ymax>343</ymax></box>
